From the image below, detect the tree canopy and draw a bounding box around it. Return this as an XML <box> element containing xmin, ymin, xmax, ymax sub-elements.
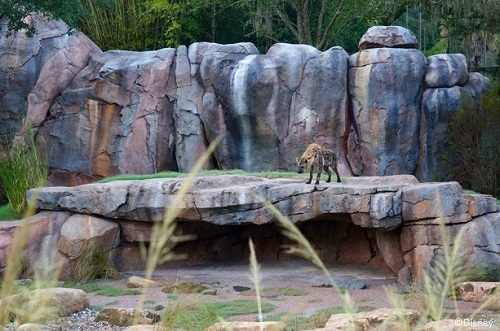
<box><xmin>0</xmin><ymin>0</ymin><xmax>498</xmax><ymax>68</ymax></box>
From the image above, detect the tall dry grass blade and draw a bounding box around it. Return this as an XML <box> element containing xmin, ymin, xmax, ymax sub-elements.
<box><xmin>145</xmin><ymin>136</ymin><xmax>221</xmax><ymax>278</ymax></box>
<box><xmin>130</xmin><ymin>137</ymin><xmax>221</xmax><ymax>324</ymax></box>
<box><xmin>248</xmin><ymin>238</ymin><xmax>263</xmax><ymax>328</ymax></box>
<box><xmin>0</xmin><ymin>184</ymin><xmax>57</xmax><ymax>326</ymax></box>
<box><xmin>260</xmin><ymin>199</ymin><xmax>357</xmax><ymax>316</ymax></box>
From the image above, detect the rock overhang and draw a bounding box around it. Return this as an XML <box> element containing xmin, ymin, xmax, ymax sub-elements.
<box><xmin>28</xmin><ymin>174</ymin><xmax>496</xmax><ymax>230</ymax></box>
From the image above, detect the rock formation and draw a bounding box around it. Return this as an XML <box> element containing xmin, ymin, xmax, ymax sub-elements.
<box><xmin>0</xmin><ymin>174</ymin><xmax>496</xmax><ymax>284</ymax></box>
<box><xmin>0</xmin><ymin>20</ymin><xmax>491</xmax><ymax>185</ymax></box>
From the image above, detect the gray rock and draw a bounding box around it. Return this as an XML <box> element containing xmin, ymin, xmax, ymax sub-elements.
<box><xmin>358</xmin><ymin>26</ymin><xmax>419</xmax><ymax>50</ymax></box>
<box><xmin>348</xmin><ymin>48</ymin><xmax>426</xmax><ymax>176</ymax></box>
<box><xmin>425</xmin><ymin>54</ymin><xmax>468</xmax><ymax>88</ymax></box>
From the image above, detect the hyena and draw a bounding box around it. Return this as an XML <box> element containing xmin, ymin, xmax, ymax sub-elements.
<box><xmin>296</xmin><ymin>143</ymin><xmax>341</xmax><ymax>185</ymax></box>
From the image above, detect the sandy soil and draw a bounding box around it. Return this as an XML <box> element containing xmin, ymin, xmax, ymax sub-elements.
<box><xmin>86</xmin><ymin>261</ymin><xmax>493</xmax><ymax>326</ymax></box>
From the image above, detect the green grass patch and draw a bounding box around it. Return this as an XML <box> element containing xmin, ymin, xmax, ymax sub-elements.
<box><xmin>162</xmin><ymin>301</ymin><xmax>219</xmax><ymax>331</ymax></box>
<box><xmin>104</xmin><ymin>300</ymin><xmax>119</xmax><ymax>306</ymax></box>
<box><xmin>97</xmin><ymin>169</ymin><xmax>311</xmax><ymax>184</ymax></box>
<box><xmin>0</xmin><ymin>122</ymin><xmax>47</xmax><ymax>214</ymax></box>
<box><xmin>241</xmin><ymin>287</ymin><xmax>309</xmax><ymax>296</ymax></box>
<box><xmin>70</xmin><ymin>283</ymin><xmax>140</xmax><ymax>297</ymax></box>
<box><xmin>162</xmin><ymin>281</ymin><xmax>209</xmax><ymax>294</ymax></box>
<box><xmin>0</xmin><ymin>204</ymin><xmax>22</xmax><ymax>221</ymax></box>
<box><xmin>206</xmin><ymin>299</ymin><xmax>277</xmax><ymax>318</ymax></box>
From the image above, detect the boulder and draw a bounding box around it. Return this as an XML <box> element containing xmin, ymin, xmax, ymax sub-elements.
<box><xmin>206</xmin><ymin>321</ymin><xmax>287</xmax><ymax>331</ymax></box>
<box><xmin>0</xmin><ymin>288</ymin><xmax>88</xmax><ymax>322</ymax></box>
<box><xmin>417</xmin><ymin>86</ymin><xmax>471</xmax><ymax>182</ymax></box>
<box><xmin>58</xmin><ymin>214</ymin><xmax>120</xmax><ymax>259</ymax></box>
<box><xmin>127</xmin><ymin>276</ymin><xmax>161</xmax><ymax>288</ymax></box>
<box><xmin>358</xmin><ymin>26</ymin><xmax>419</xmax><ymax>50</ymax></box>
<box><xmin>463</xmin><ymin>71</ymin><xmax>491</xmax><ymax>96</ymax></box>
<box><xmin>348</xmin><ymin>48</ymin><xmax>426</xmax><ymax>176</ymax></box>
<box><xmin>95</xmin><ymin>307</ymin><xmax>160</xmax><ymax>326</ymax></box>
<box><xmin>460</xmin><ymin>213</ymin><xmax>500</xmax><ymax>271</ymax></box>
<box><xmin>0</xmin><ymin>211</ymin><xmax>72</xmax><ymax>277</ymax></box>
<box><xmin>425</xmin><ymin>54</ymin><xmax>468</xmax><ymax>88</ymax></box>
<box><xmin>324</xmin><ymin>308</ymin><xmax>420</xmax><ymax>330</ymax></box>
<box><xmin>457</xmin><ymin>282</ymin><xmax>499</xmax><ymax>303</ymax></box>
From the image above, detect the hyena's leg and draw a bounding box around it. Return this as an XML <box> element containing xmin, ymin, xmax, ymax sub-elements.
<box><xmin>306</xmin><ymin>164</ymin><xmax>314</xmax><ymax>184</ymax></box>
<box><xmin>333</xmin><ymin>162</ymin><xmax>341</xmax><ymax>182</ymax></box>
<box><xmin>315</xmin><ymin>157</ymin><xmax>324</xmax><ymax>185</ymax></box>
<box><xmin>325</xmin><ymin>165</ymin><xmax>332</xmax><ymax>183</ymax></box>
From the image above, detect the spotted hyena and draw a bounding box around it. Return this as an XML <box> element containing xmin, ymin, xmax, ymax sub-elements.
<box><xmin>296</xmin><ymin>143</ymin><xmax>341</xmax><ymax>185</ymax></box>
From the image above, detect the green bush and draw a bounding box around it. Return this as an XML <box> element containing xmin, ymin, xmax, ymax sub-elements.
<box><xmin>0</xmin><ymin>124</ymin><xmax>48</xmax><ymax>214</ymax></box>
<box><xmin>438</xmin><ymin>83</ymin><xmax>499</xmax><ymax>197</ymax></box>
<box><xmin>74</xmin><ymin>245</ymin><xmax>121</xmax><ymax>282</ymax></box>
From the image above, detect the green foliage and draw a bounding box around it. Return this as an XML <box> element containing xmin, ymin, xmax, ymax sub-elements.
<box><xmin>74</xmin><ymin>245</ymin><xmax>121</xmax><ymax>282</ymax></box>
<box><xmin>97</xmin><ymin>169</ymin><xmax>310</xmax><ymax>184</ymax></box>
<box><xmin>464</xmin><ymin>264</ymin><xmax>500</xmax><ymax>282</ymax></box>
<box><xmin>77</xmin><ymin>0</ymin><xmax>208</xmax><ymax>50</ymax></box>
<box><xmin>240</xmin><ymin>287</ymin><xmax>309</xmax><ymax>297</ymax></box>
<box><xmin>206</xmin><ymin>299</ymin><xmax>277</xmax><ymax>318</ymax></box>
<box><xmin>162</xmin><ymin>281</ymin><xmax>208</xmax><ymax>294</ymax></box>
<box><xmin>0</xmin><ymin>123</ymin><xmax>47</xmax><ymax>214</ymax></box>
<box><xmin>0</xmin><ymin>0</ymin><xmax>85</xmax><ymax>36</ymax></box>
<box><xmin>0</xmin><ymin>204</ymin><xmax>22</xmax><ymax>221</ymax></box>
<box><xmin>162</xmin><ymin>301</ymin><xmax>220</xmax><ymax>331</ymax></box>
<box><xmin>437</xmin><ymin>84</ymin><xmax>499</xmax><ymax>197</ymax></box>
<box><xmin>68</xmin><ymin>281</ymin><xmax>141</xmax><ymax>296</ymax></box>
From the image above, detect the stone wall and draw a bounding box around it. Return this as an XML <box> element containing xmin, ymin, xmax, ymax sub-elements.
<box><xmin>0</xmin><ymin>19</ymin><xmax>491</xmax><ymax>185</ymax></box>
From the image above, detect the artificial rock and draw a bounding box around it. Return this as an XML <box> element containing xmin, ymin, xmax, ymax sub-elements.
<box><xmin>0</xmin><ymin>18</ymin><xmax>491</xmax><ymax>184</ymax></box>
<box><xmin>19</xmin><ymin>175</ymin><xmax>500</xmax><ymax>283</ymax></box>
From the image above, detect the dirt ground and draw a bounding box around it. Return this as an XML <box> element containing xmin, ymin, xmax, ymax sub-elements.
<box><xmin>86</xmin><ymin>261</ymin><xmax>493</xmax><ymax>326</ymax></box>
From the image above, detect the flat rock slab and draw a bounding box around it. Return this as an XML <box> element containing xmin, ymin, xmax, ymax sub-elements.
<box><xmin>27</xmin><ymin>175</ymin><xmax>496</xmax><ymax>229</ymax></box>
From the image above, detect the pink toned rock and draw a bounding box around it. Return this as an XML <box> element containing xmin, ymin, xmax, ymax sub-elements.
<box><xmin>324</xmin><ymin>308</ymin><xmax>420</xmax><ymax>330</ymax></box>
<box><xmin>457</xmin><ymin>282</ymin><xmax>499</xmax><ymax>303</ymax></box>
<box><xmin>0</xmin><ymin>211</ymin><xmax>72</xmax><ymax>276</ymax></box>
<box><xmin>375</xmin><ymin>230</ymin><xmax>404</xmax><ymax>274</ymax></box>
<box><xmin>58</xmin><ymin>214</ymin><xmax>120</xmax><ymax>259</ymax></box>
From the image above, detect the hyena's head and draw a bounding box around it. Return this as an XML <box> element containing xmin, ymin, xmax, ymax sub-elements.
<box><xmin>296</xmin><ymin>157</ymin><xmax>309</xmax><ymax>174</ymax></box>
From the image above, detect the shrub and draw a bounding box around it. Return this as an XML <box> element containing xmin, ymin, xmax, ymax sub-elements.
<box><xmin>74</xmin><ymin>245</ymin><xmax>120</xmax><ymax>282</ymax></box>
<box><xmin>438</xmin><ymin>83</ymin><xmax>499</xmax><ymax>197</ymax></box>
<box><xmin>0</xmin><ymin>123</ymin><xmax>48</xmax><ymax>214</ymax></box>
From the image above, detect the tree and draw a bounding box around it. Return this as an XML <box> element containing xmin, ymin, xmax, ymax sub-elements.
<box><xmin>0</xmin><ymin>0</ymin><xmax>85</xmax><ymax>36</ymax></box>
<box><xmin>240</xmin><ymin>0</ymin><xmax>411</xmax><ymax>51</ymax></box>
<box><xmin>413</xmin><ymin>0</ymin><xmax>499</xmax><ymax>68</ymax></box>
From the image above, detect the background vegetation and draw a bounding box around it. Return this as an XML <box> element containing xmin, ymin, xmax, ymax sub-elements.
<box><xmin>1</xmin><ymin>0</ymin><xmax>498</xmax><ymax>70</ymax></box>
<box><xmin>437</xmin><ymin>83</ymin><xmax>499</xmax><ymax>197</ymax></box>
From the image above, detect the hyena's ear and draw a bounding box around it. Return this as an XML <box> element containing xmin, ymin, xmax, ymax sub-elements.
<box><xmin>296</xmin><ymin>157</ymin><xmax>300</xmax><ymax>164</ymax></box>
